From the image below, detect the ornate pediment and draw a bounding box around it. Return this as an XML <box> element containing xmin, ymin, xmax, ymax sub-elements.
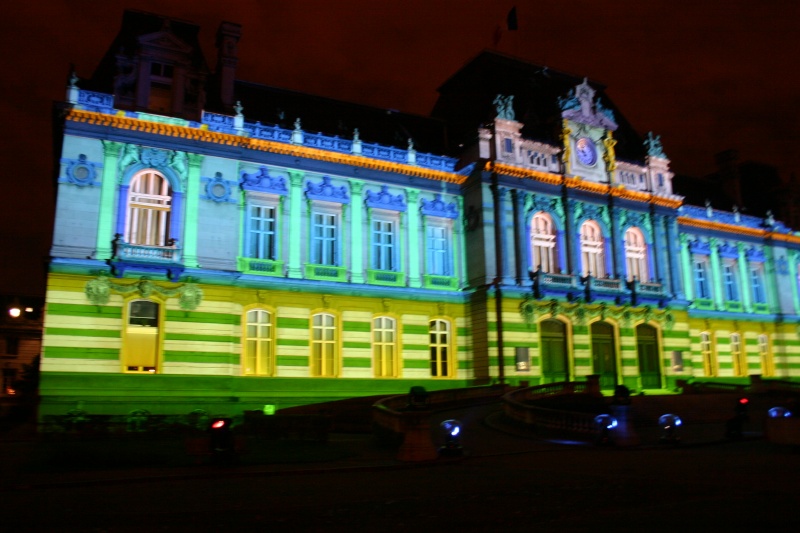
<box><xmin>138</xmin><ymin>31</ymin><xmax>193</xmax><ymax>55</ymax></box>
<box><xmin>365</xmin><ymin>185</ymin><xmax>406</xmax><ymax>212</ymax></box>
<box><xmin>559</xmin><ymin>78</ymin><xmax>618</xmax><ymax>131</ymax></box>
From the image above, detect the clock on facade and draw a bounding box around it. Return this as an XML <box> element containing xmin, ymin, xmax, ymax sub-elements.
<box><xmin>576</xmin><ymin>137</ymin><xmax>597</xmax><ymax>166</ymax></box>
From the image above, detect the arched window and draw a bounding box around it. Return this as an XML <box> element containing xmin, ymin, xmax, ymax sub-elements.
<box><xmin>700</xmin><ymin>331</ymin><xmax>716</xmax><ymax>376</ymax></box>
<box><xmin>373</xmin><ymin>316</ymin><xmax>398</xmax><ymax>377</ymax></box>
<box><xmin>539</xmin><ymin>319</ymin><xmax>569</xmax><ymax>382</ymax></box>
<box><xmin>243</xmin><ymin>309</ymin><xmax>274</xmax><ymax>376</ymax></box>
<box><xmin>311</xmin><ymin>313</ymin><xmax>338</xmax><ymax>377</ymax></box>
<box><xmin>636</xmin><ymin>324</ymin><xmax>661</xmax><ymax>388</ymax></box>
<box><xmin>590</xmin><ymin>321</ymin><xmax>617</xmax><ymax>389</ymax></box>
<box><xmin>531</xmin><ymin>212</ymin><xmax>557</xmax><ymax>273</ymax></box>
<box><xmin>126</xmin><ymin>170</ymin><xmax>172</xmax><ymax>246</ymax></box>
<box><xmin>580</xmin><ymin>220</ymin><xmax>605</xmax><ymax>277</ymax></box>
<box><xmin>624</xmin><ymin>227</ymin><xmax>648</xmax><ymax>282</ymax></box>
<box><xmin>429</xmin><ymin>319</ymin><xmax>452</xmax><ymax>377</ymax></box>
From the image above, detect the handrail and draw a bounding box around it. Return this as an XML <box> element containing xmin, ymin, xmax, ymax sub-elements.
<box><xmin>502</xmin><ymin>380</ymin><xmax>604</xmax><ymax>436</ymax></box>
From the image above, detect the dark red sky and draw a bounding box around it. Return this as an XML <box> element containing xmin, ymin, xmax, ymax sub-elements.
<box><xmin>1</xmin><ymin>0</ymin><xmax>798</xmax><ymax>296</ymax></box>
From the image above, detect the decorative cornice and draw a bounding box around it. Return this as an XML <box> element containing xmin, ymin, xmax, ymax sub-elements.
<box><xmin>84</xmin><ymin>274</ymin><xmax>203</xmax><ymax>310</ymax></box>
<box><xmin>677</xmin><ymin>216</ymin><xmax>778</xmax><ymax>239</ymax></box>
<box><xmin>66</xmin><ymin>109</ymin><xmax>464</xmax><ymax>185</ymax></box>
<box><xmin>486</xmin><ymin>161</ymin><xmax>562</xmax><ymax>185</ymax></box>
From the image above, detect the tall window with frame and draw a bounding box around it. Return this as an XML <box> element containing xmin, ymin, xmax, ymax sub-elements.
<box><xmin>371</xmin><ymin>218</ymin><xmax>396</xmax><ymax>271</ymax></box>
<box><xmin>580</xmin><ymin>220</ymin><xmax>605</xmax><ymax>277</ymax></box>
<box><xmin>429</xmin><ymin>319</ymin><xmax>452</xmax><ymax>377</ymax></box>
<box><xmin>373</xmin><ymin>316</ymin><xmax>398</xmax><ymax>377</ymax></box>
<box><xmin>243</xmin><ymin>309</ymin><xmax>274</xmax><ymax>376</ymax></box>
<box><xmin>246</xmin><ymin>203</ymin><xmax>278</xmax><ymax>260</ymax></box>
<box><xmin>731</xmin><ymin>332</ymin><xmax>746</xmax><ymax>376</ymax></box>
<box><xmin>624</xmin><ymin>227</ymin><xmax>649</xmax><ymax>282</ymax></box>
<box><xmin>426</xmin><ymin>223</ymin><xmax>450</xmax><ymax>276</ymax></box>
<box><xmin>722</xmin><ymin>261</ymin><xmax>739</xmax><ymax>301</ymax></box>
<box><xmin>700</xmin><ymin>331</ymin><xmax>716</xmax><ymax>376</ymax></box>
<box><xmin>124</xmin><ymin>299</ymin><xmax>160</xmax><ymax>373</ymax></box>
<box><xmin>311</xmin><ymin>211</ymin><xmax>338</xmax><ymax>266</ymax></box>
<box><xmin>750</xmin><ymin>263</ymin><xmax>766</xmax><ymax>304</ymax></box>
<box><xmin>126</xmin><ymin>170</ymin><xmax>172</xmax><ymax>247</ymax></box>
<box><xmin>311</xmin><ymin>313</ymin><xmax>337</xmax><ymax>377</ymax></box>
<box><xmin>694</xmin><ymin>258</ymin><xmax>711</xmax><ymax>299</ymax></box>
<box><xmin>758</xmin><ymin>333</ymin><xmax>774</xmax><ymax>377</ymax></box>
<box><xmin>531</xmin><ymin>212</ymin><xmax>557</xmax><ymax>273</ymax></box>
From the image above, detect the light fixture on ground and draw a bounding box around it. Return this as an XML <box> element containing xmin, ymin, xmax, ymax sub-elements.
<box><xmin>439</xmin><ymin>419</ymin><xmax>463</xmax><ymax>457</ymax></box>
<box><xmin>593</xmin><ymin>414</ymin><xmax>618</xmax><ymax>445</ymax></box>
<box><xmin>658</xmin><ymin>413</ymin><xmax>682</xmax><ymax>444</ymax></box>
<box><xmin>768</xmin><ymin>406</ymin><xmax>792</xmax><ymax>418</ymax></box>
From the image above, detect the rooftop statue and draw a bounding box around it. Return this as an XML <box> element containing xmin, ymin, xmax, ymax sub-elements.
<box><xmin>493</xmin><ymin>94</ymin><xmax>515</xmax><ymax>120</ymax></box>
<box><xmin>645</xmin><ymin>131</ymin><xmax>667</xmax><ymax>159</ymax></box>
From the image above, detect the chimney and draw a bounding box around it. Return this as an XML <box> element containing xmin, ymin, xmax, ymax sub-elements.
<box><xmin>215</xmin><ymin>21</ymin><xmax>242</xmax><ymax>110</ymax></box>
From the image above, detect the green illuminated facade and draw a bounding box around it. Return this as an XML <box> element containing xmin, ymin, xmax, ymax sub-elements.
<box><xmin>41</xmin><ymin>11</ymin><xmax>800</xmax><ymax>420</ymax></box>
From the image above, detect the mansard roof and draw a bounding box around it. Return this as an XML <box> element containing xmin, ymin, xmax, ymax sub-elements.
<box><xmin>227</xmin><ymin>81</ymin><xmax>452</xmax><ymax>157</ymax></box>
<box><xmin>85</xmin><ymin>10</ymin><xmax>210</xmax><ymax>94</ymax></box>
<box><xmin>431</xmin><ymin>50</ymin><xmax>647</xmax><ymax>163</ymax></box>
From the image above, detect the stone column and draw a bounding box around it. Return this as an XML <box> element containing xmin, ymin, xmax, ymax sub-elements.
<box><xmin>666</xmin><ymin>216</ymin><xmax>683</xmax><ymax>299</ymax></box>
<box><xmin>679</xmin><ymin>233</ymin><xmax>693</xmax><ymax>301</ymax></box>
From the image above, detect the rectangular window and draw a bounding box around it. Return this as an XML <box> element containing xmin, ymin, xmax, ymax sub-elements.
<box><xmin>372</xmin><ymin>219</ymin><xmax>396</xmax><ymax>271</ymax></box>
<box><xmin>312</xmin><ymin>212</ymin><xmax>338</xmax><ymax>266</ymax></box>
<box><xmin>504</xmin><ymin>138</ymin><xmax>513</xmax><ymax>153</ymax></box>
<box><xmin>427</xmin><ymin>224</ymin><xmax>450</xmax><ymax>276</ymax></box>
<box><xmin>750</xmin><ymin>265</ymin><xmax>766</xmax><ymax>304</ymax></box>
<box><xmin>247</xmin><ymin>204</ymin><xmax>277</xmax><ymax>260</ymax></box>
<box><xmin>373</xmin><ymin>316</ymin><xmax>397</xmax><ymax>377</ymax></box>
<box><xmin>125</xmin><ymin>300</ymin><xmax>160</xmax><ymax>373</ymax></box>
<box><xmin>244</xmin><ymin>309</ymin><xmax>274</xmax><ymax>376</ymax></box>
<box><xmin>723</xmin><ymin>263</ymin><xmax>739</xmax><ymax>301</ymax></box>
<box><xmin>429</xmin><ymin>319</ymin><xmax>451</xmax><ymax>377</ymax></box>
<box><xmin>311</xmin><ymin>313</ymin><xmax>337</xmax><ymax>377</ymax></box>
<box><xmin>700</xmin><ymin>332</ymin><xmax>715</xmax><ymax>377</ymax></box>
<box><xmin>694</xmin><ymin>259</ymin><xmax>709</xmax><ymax>299</ymax></box>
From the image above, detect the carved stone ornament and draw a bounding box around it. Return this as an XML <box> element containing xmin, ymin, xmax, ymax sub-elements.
<box><xmin>240</xmin><ymin>167</ymin><xmax>288</xmax><ymax>195</ymax></box>
<box><xmin>305</xmin><ymin>176</ymin><xmax>350</xmax><ymax>204</ymax></box>
<box><xmin>365</xmin><ymin>185</ymin><xmax>407</xmax><ymax>212</ymax></box>
<box><xmin>85</xmin><ymin>274</ymin><xmax>203</xmax><ymax>310</ymax></box>
<box><xmin>420</xmin><ymin>193</ymin><xmax>458</xmax><ymax>219</ymax></box>
<box><xmin>65</xmin><ymin>154</ymin><xmax>98</xmax><ymax>187</ymax></box>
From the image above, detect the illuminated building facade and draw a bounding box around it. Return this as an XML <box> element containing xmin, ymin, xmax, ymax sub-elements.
<box><xmin>40</xmin><ymin>11</ymin><xmax>800</xmax><ymax>419</ymax></box>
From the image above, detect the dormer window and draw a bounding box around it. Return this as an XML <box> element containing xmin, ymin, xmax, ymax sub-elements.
<box><xmin>149</xmin><ymin>62</ymin><xmax>174</xmax><ymax>113</ymax></box>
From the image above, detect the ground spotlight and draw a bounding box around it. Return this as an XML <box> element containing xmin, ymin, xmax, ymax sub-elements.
<box><xmin>768</xmin><ymin>407</ymin><xmax>792</xmax><ymax>418</ymax></box>
<box><xmin>658</xmin><ymin>413</ymin><xmax>682</xmax><ymax>444</ymax></box>
<box><xmin>439</xmin><ymin>419</ymin><xmax>463</xmax><ymax>457</ymax></box>
<box><xmin>594</xmin><ymin>414</ymin><xmax>617</xmax><ymax>445</ymax></box>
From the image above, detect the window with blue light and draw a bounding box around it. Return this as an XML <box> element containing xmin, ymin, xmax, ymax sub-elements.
<box><xmin>247</xmin><ymin>204</ymin><xmax>277</xmax><ymax>260</ymax></box>
<box><xmin>426</xmin><ymin>224</ymin><xmax>450</xmax><ymax>276</ymax></box>
<box><xmin>750</xmin><ymin>265</ymin><xmax>766</xmax><ymax>304</ymax></box>
<box><xmin>504</xmin><ymin>138</ymin><xmax>513</xmax><ymax>153</ymax></box>
<box><xmin>723</xmin><ymin>263</ymin><xmax>739</xmax><ymax>301</ymax></box>
<box><xmin>371</xmin><ymin>218</ymin><xmax>396</xmax><ymax>271</ymax></box>
<box><xmin>694</xmin><ymin>259</ymin><xmax>710</xmax><ymax>299</ymax></box>
<box><xmin>311</xmin><ymin>212</ymin><xmax>338</xmax><ymax>265</ymax></box>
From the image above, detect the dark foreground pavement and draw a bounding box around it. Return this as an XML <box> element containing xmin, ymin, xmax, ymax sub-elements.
<box><xmin>1</xmin><ymin>403</ymin><xmax>799</xmax><ymax>531</ymax></box>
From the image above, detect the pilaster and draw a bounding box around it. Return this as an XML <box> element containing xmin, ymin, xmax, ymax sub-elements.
<box><xmin>406</xmin><ymin>189</ymin><xmax>421</xmax><ymax>288</ymax></box>
<box><xmin>709</xmin><ymin>238</ymin><xmax>724</xmax><ymax>310</ymax></box>
<box><xmin>182</xmin><ymin>152</ymin><xmax>204</xmax><ymax>268</ymax></box>
<box><xmin>736</xmin><ymin>242</ymin><xmax>752</xmax><ymax>312</ymax></box>
<box><xmin>679</xmin><ymin>234</ymin><xmax>693</xmax><ymax>301</ymax></box>
<box><xmin>287</xmin><ymin>171</ymin><xmax>304</xmax><ymax>278</ymax></box>
<box><xmin>96</xmin><ymin>140</ymin><xmax>123</xmax><ymax>260</ymax></box>
<box><xmin>349</xmin><ymin>180</ymin><xmax>364</xmax><ymax>284</ymax></box>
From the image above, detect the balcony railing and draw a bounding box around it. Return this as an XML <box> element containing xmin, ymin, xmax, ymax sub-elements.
<box><xmin>116</xmin><ymin>242</ymin><xmax>181</xmax><ymax>263</ymax></box>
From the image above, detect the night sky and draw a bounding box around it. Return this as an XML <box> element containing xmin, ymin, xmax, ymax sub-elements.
<box><xmin>1</xmin><ymin>0</ymin><xmax>797</xmax><ymax>296</ymax></box>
